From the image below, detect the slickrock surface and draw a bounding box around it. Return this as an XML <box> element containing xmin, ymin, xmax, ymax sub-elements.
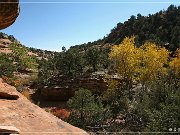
<box><xmin>0</xmin><ymin>78</ymin><xmax>88</xmax><ymax>135</ymax></box>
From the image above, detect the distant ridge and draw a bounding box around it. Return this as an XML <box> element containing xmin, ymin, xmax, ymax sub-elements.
<box><xmin>71</xmin><ymin>5</ymin><xmax>180</xmax><ymax>53</ymax></box>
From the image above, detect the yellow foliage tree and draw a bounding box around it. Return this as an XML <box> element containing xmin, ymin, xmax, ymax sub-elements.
<box><xmin>109</xmin><ymin>36</ymin><xmax>140</xmax><ymax>82</ymax></box>
<box><xmin>109</xmin><ymin>36</ymin><xmax>141</xmax><ymax>100</ymax></box>
<box><xmin>109</xmin><ymin>36</ymin><xmax>170</xmax><ymax>91</ymax></box>
<box><xmin>169</xmin><ymin>48</ymin><xmax>180</xmax><ymax>77</ymax></box>
<box><xmin>139</xmin><ymin>42</ymin><xmax>170</xmax><ymax>84</ymax></box>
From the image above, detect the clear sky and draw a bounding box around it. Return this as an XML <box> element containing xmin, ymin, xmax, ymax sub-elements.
<box><xmin>1</xmin><ymin>0</ymin><xmax>180</xmax><ymax>51</ymax></box>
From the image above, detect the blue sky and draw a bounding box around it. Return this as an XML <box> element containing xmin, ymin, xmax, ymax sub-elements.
<box><xmin>1</xmin><ymin>0</ymin><xmax>180</xmax><ymax>51</ymax></box>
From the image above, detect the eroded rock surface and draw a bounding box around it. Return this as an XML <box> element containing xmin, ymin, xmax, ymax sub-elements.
<box><xmin>0</xmin><ymin>78</ymin><xmax>88</xmax><ymax>135</ymax></box>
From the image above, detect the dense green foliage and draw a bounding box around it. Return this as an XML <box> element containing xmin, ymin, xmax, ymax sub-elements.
<box><xmin>37</xmin><ymin>46</ymin><xmax>110</xmax><ymax>86</ymax></box>
<box><xmin>0</xmin><ymin>53</ymin><xmax>16</xmax><ymax>77</ymax></box>
<box><xmin>10</xmin><ymin>43</ymin><xmax>38</xmax><ymax>72</ymax></box>
<box><xmin>67</xmin><ymin>88</ymin><xmax>111</xmax><ymax>130</ymax></box>
<box><xmin>135</xmin><ymin>74</ymin><xmax>180</xmax><ymax>132</ymax></box>
<box><xmin>66</xmin><ymin>37</ymin><xmax>180</xmax><ymax>133</ymax></box>
<box><xmin>31</xmin><ymin>5</ymin><xmax>180</xmax><ymax>87</ymax></box>
<box><xmin>37</xmin><ymin>48</ymin><xmax>85</xmax><ymax>86</ymax></box>
<box><xmin>0</xmin><ymin>42</ymin><xmax>38</xmax><ymax>82</ymax></box>
<box><xmin>61</xmin><ymin>5</ymin><xmax>180</xmax><ymax>53</ymax></box>
<box><xmin>105</xmin><ymin>5</ymin><xmax>180</xmax><ymax>52</ymax></box>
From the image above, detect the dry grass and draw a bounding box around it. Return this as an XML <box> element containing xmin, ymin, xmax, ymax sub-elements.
<box><xmin>21</xmin><ymin>89</ymin><xmax>32</xmax><ymax>101</ymax></box>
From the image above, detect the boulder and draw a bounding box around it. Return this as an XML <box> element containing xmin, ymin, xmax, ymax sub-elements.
<box><xmin>0</xmin><ymin>79</ymin><xmax>19</xmax><ymax>100</ymax></box>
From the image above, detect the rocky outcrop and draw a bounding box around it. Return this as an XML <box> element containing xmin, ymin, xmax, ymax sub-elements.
<box><xmin>40</xmin><ymin>72</ymin><xmax>109</xmax><ymax>101</ymax></box>
<box><xmin>0</xmin><ymin>37</ymin><xmax>12</xmax><ymax>54</ymax></box>
<box><xmin>39</xmin><ymin>72</ymin><xmax>122</xmax><ymax>101</ymax></box>
<box><xmin>41</xmin><ymin>77</ymin><xmax>108</xmax><ymax>101</ymax></box>
<box><xmin>0</xmin><ymin>80</ymin><xmax>19</xmax><ymax>100</ymax></box>
<box><xmin>0</xmin><ymin>78</ymin><xmax>88</xmax><ymax>135</ymax></box>
<box><xmin>0</xmin><ymin>0</ymin><xmax>20</xmax><ymax>30</ymax></box>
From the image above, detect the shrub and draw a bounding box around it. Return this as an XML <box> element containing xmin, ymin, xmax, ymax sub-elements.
<box><xmin>21</xmin><ymin>89</ymin><xmax>32</xmax><ymax>101</ymax></box>
<box><xmin>0</xmin><ymin>53</ymin><xmax>16</xmax><ymax>77</ymax></box>
<box><xmin>51</xmin><ymin>108</ymin><xmax>70</xmax><ymax>120</ymax></box>
<box><xmin>67</xmin><ymin>88</ymin><xmax>111</xmax><ymax>130</ymax></box>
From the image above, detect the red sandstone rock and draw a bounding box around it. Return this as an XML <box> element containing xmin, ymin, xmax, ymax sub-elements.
<box><xmin>0</xmin><ymin>78</ymin><xmax>88</xmax><ymax>135</ymax></box>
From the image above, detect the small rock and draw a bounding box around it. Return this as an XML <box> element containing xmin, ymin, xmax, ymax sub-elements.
<box><xmin>0</xmin><ymin>126</ymin><xmax>20</xmax><ymax>134</ymax></box>
<box><xmin>0</xmin><ymin>91</ymin><xmax>19</xmax><ymax>100</ymax></box>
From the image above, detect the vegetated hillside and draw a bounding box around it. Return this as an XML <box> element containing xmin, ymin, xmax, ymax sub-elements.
<box><xmin>71</xmin><ymin>5</ymin><xmax>180</xmax><ymax>53</ymax></box>
<box><xmin>0</xmin><ymin>32</ymin><xmax>38</xmax><ymax>56</ymax></box>
<box><xmin>0</xmin><ymin>33</ymin><xmax>20</xmax><ymax>54</ymax></box>
<box><xmin>0</xmin><ymin>4</ymin><xmax>180</xmax><ymax>133</ymax></box>
<box><xmin>32</xmin><ymin>5</ymin><xmax>180</xmax><ymax>132</ymax></box>
<box><xmin>2</xmin><ymin>4</ymin><xmax>180</xmax><ymax>58</ymax></box>
<box><xmin>0</xmin><ymin>33</ymin><xmax>44</xmax><ymax>99</ymax></box>
<box><xmin>1</xmin><ymin>5</ymin><xmax>180</xmax><ymax>91</ymax></box>
<box><xmin>0</xmin><ymin>32</ymin><xmax>40</xmax><ymax>76</ymax></box>
<box><xmin>28</xmin><ymin>5</ymin><xmax>180</xmax><ymax>90</ymax></box>
<box><xmin>0</xmin><ymin>32</ymin><xmax>53</xmax><ymax>59</ymax></box>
